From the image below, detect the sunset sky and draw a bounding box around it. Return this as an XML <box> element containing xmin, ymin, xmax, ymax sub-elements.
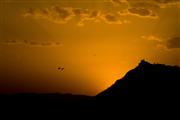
<box><xmin>0</xmin><ymin>0</ymin><xmax>179</xmax><ymax>95</ymax></box>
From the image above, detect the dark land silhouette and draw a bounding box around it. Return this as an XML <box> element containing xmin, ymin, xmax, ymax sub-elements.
<box><xmin>1</xmin><ymin>60</ymin><xmax>180</xmax><ymax>116</ymax></box>
<box><xmin>97</xmin><ymin>60</ymin><xmax>180</xmax><ymax>98</ymax></box>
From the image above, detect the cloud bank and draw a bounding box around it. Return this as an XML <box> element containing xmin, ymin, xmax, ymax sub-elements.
<box><xmin>23</xmin><ymin>6</ymin><xmax>131</xmax><ymax>26</ymax></box>
<box><xmin>23</xmin><ymin>0</ymin><xmax>180</xmax><ymax>25</ymax></box>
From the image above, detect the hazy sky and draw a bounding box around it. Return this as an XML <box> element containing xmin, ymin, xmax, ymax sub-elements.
<box><xmin>0</xmin><ymin>0</ymin><xmax>179</xmax><ymax>95</ymax></box>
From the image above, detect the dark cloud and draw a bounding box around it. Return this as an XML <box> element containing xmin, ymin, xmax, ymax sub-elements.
<box><xmin>111</xmin><ymin>0</ymin><xmax>179</xmax><ymax>18</ymax></box>
<box><xmin>50</xmin><ymin>6</ymin><xmax>73</xmax><ymax>23</ymax></box>
<box><xmin>166</xmin><ymin>37</ymin><xmax>180</xmax><ymax>49</ymax></box>
<box><xmin>29</xmin><ymin>41</ymin><xmax>40</xmax><ymax>46</ymax></box>
<box><xmin>123</xmin><ymin>0</ymin><xmax>180</xmax><ymax>11</ymax></box>
<box><xmin>73</xmin><ymin>8</ymin><xmax>90</xmax><ymax>16</ymax></box>
<box><xmin>141</xmin><ymin>35</ymin><xmax>180</xmax><ymax>49</ymax></box>
<box><xmin>154</xmin><ymin>0</ymin><xmax>180</xmax><ymax>5</ymax></box>
<box><xmin>24</xmin><ymin>0</ymin><xmax>178</xmax><ymax>25</ymax></box>
<box><xmin>118</xmin><ymin>8</ymin><xmax>158</xmax><ymax>19</ymax></box>
<box><xmin>72</xmin><ymin>8</ymin><xmax>101</xmax><ymax>26</ymax></box>
<box><xmin>24</xmin><ymin>7</ymin><xmax>101</xmax><ymax>26</ymax></box>
<box><xmin>128</xmin><ymin>7</ymin><xmax>152</xmax><ymax>16</ymax></box>
<box><xmin>1</xmin><ymin>39</ymin><xmax>63</xmax><ymax>47</ymax></box>
<box><xmin>27</xmin><ymin>41</ymin><xmax>62</xmax><ymax>47</ymax></box>
<box><xmin>1</xmin><ymin>40</ymin><xmax>23</xmax><ymax>45</ymax></box>
<box><xmin>114</xmin><ymin>1</ymin><xmax>159</xmax><ymax>18</ymax></box>
<box><xmin>23</xmin><ymin>6</ymin><xmax>74</xmax><ymax>23</ymax></box>
<box><xmin>41</xmin><ymin>42</ymin><xmax>52</xmax><ymax>46</ymax></box>
<box><xmin>101</xmin><ymin>13</ymin><xmax>122</xmax><ymax>24</ymax></box>
<box><xmin>122</xmin><ymin>0</ymin><xmax>180</xmax><ymax>6</ymax></box>
<box><xmin>4</xmin><ymin>40</ymin><xmax>17</xmax><ymax>44</ymax></box>
<box><xmin>88</xmin><ymin>10</ymin><xmax>100</xmax><ymax>20</ymax></box>
<box><xmin>23</xmin><ymin>6</ymin><xmax>131</xmax><ymax>26</ymax></box>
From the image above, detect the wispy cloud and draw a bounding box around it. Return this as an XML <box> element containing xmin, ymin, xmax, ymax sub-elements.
<box><xmin>1</xmin><ymin>40</ymin><xmax>63</xmax><ymax>47</ymax></box>
<box><xmin>141</xmin><ymin>35</ymin><xmax>162</xmax><ymax>42</ymax></box>
<box><xmin>142</xmin><ymin>35</ymin><xmax>180</xmax><ymax>49</ymax></box>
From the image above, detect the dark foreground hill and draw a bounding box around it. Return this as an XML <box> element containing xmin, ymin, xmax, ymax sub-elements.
<box><xmin>0</xmin><ymin>60</ymin><xmax>180</xmax><ymax>117</ymax></box>
<box><xmin>97</xmin><ymin>60</ymin><xmax>180</xmax><ymax>98</ymax></box>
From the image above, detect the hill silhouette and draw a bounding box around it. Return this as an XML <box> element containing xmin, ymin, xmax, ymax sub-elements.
<box><xmin>97</xmin><ymin>60</ymin><xmax>180</xmax><ymax>98</ymax></box>
<box><xmin>1</xmin><ymin>60</ymin><xmax>180</xmax><ymax>116</ymax></box>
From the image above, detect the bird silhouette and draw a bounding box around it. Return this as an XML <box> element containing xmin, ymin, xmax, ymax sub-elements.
<box><xmin>58</xmin><ymin>67</ymin><xmax>64</xmax><ymax>71</ymax></box>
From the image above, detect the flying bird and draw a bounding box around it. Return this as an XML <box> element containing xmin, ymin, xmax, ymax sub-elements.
<box><xmin>58</xmin><ymin>67</ymin><xmax>64</xmax><ymax>71</ymax></box>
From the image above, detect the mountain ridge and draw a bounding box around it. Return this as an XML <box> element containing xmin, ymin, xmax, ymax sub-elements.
<box><xmin>97</xmin><ymin>60</ymin><xmax>180</xmax><ymax>98</ymax></box>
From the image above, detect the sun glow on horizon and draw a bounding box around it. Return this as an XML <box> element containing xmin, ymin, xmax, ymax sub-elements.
<box><xmin>0</xmin><ymin>0</ymin><xmax>179</xmax><ymax>95</ymax></box>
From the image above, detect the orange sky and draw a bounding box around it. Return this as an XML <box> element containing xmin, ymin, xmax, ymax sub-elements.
<box><xmin>0</xmin><ymin>0</ymin><xmax>180</xmax><ymax>95</ymax></box>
